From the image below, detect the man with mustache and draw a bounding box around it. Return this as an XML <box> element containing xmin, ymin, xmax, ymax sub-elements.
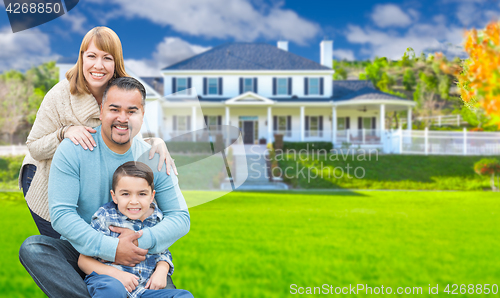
<box><xmin>19</xmin><ymin>77</ymin><xmax>190</xmax><ymax>298</ymax></box>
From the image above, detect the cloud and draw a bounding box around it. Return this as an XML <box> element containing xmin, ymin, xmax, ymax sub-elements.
<box><xmin>371</xmin><ymin>4</ymin><xmax>412</xmax><ymax>28</ymax></box>
<box><xmin>0</xmin><ymin>27</ymin><xmax>56</xmax><ymax>72</ymax></box>
<box><xmin>345</xmin><ymin>23</ymin><xmax>466</xmax><ymax>60</ymax></box>
<box><xmin>333</xmin><ymin>49</ymin><xmax>355</xmax><ymax>61</ymax></box>
<box><xmin>125</xmin><ymin>37</ymin><xmax>211</xmax><ymax>77</ymax></box>
<box><xmin>60</xmin><ymin>12</ymin><xmax>88</xmax><ymax>34</ymax></box>
<box><xmin>88</xmin><ymin>0</ymin><xmax>320</xmax><ymax>45</ymax></box>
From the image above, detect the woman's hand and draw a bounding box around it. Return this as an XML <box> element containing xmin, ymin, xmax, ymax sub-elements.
<box><xmin>145</xmin><ymin>138</ymin><xmax>178</xmax><ymax>175</ymax></box>
<box><xmin>64</xmin><ymin>126</ymin><xmax>97</xmax><ymax>150</ymax></box>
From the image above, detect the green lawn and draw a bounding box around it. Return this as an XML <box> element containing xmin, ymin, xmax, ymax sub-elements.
<box><xmin>279</xmin><ymin>154</ymin><xmax>498</xmax><ymax>190</ymax></box>
<box><xmin>2</xmin><ymin>190</ymin><xmax>500</xmax><ymax>297</ymax></box>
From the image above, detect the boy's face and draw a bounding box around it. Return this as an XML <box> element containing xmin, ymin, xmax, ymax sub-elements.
<box><xmin>111</xmin><ymin>175</ymin><xmax>155</xmax><ymax>221</ymax></box>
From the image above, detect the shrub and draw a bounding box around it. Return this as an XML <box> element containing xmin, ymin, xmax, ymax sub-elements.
<box><xmin>473</xmin><ymin>158</ymin><xmax>500</xmax><ymax>191</ymax></box>
<box><xmin>165</xmin><ymin>142</ymin><xmax>213</xmax><ymax>153</ymax></box>
<box><xmin>275</xmin><ymin>142</ymin><xmax>333</xmax><ymax>153</ymax></box>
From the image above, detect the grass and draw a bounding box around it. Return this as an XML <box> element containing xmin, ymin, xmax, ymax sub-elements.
<box><xmin>278</xmin><ymin>154</ymin><xmax>498</xmax><ymax>190</ymax></box>
<box><xmin>3</xmin><ymin>190</ymin><xmax>500</xmax><ymax>297</ymax></box>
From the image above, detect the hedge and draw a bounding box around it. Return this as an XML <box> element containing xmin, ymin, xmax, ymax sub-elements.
<box><xmin>274</xmin><ymin>141</ymin><xmax>333</xmax><ymax>153</ymax></box>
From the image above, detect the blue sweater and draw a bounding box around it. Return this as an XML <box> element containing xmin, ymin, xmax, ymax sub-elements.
<box><xmin>48</xmin><ymin>125</ymin><xmax>189</xmax><ymax>262</ymax></box>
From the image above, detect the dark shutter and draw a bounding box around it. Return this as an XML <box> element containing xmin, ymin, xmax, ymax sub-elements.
<box><xmin>172</xmin><ymin>77</ymin><xmax>176</xmax><ymax>94</ymax></box>
<box><xmin>254</xmin><ymin>77</ymin><xmax>258</xmax><ymax>93</ymax></box>
<box><xmin>304</xmin><ymin>77</ymin><xmax>308</xmax><ymax>95</ymax></box>
<box><xmin>187</xmin><ymin>116</ymin><xmax>191</xmax><ymax>131</ymax></box>
<box><xmin>305</xmin><ymin>116</ymin><xmax>309</xmax><ymax>130</ymax></box>
<box><xmin>288</xmin><ymin>77</ymin><xmax>292</xmax><ymax>95</ymax></box>
<box><xmin>239</xmin><ymin>77</ymin><xmax>243</xmax><ymax>94</ymax></box>
<box><xmin>187</xmin><ymin>77</ymin><xmax>192</xmax><ymax>95</ymax></box>
<box><xmin>372</xmin><ymin>117</ymin><xmax>376</xmax><ymax>129</ymax></box>
<box><xmin>218</xmin><ymin>77</ymin><xmax>223</xmax><ymax>95</ymax></box>
<box><xmin>358</xmin><ymin>117</ymin><xmax>362</xmax><ymax>130</ymax></box>
<box><xmin>287</xmin><ymin>116</ymin><xmax>291</xmax><ymax>131</ymax></box>
<box><xmin>173</xmin><ymin>116</ymin><xmax>177</xmax><ymax>131</ymax></box>
<box><xmin>204</xmin><ymin>116</ymin><xmax>208</xmax><ymax>126</ymax></box>
<box><xmin>319</xmin><ymin>116</ymin><xmax>323</xmax><ymax>131</ymax></box>
<box><xmin>272</xmin><ymin>78</ymin><xmax>277</xmax><ymax>95</ymax></box>
<box><xmin>217</xmin><ymin>116</ymin><xmax>222</xmax><ymax>125</ymax></box>
<box><xmin>320</xmin><ymin>77</ymin><xmax>324</xmax><ymax>95</ymax></box>
<box><xmin>203</xmin><ymin>77</ymin><xmax>207</xmax><ymax>95</ymax></box>
<box><xmin>273</xmin><ymin>116</ymin><xmax>277</xmax><ymax>131</ymax></box>
<box><xmin>346</xmin><ymin>117</ymin><xmax>350</xmax><ymax>129</ymax></box>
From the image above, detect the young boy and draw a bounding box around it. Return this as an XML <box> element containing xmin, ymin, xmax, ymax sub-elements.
<box><xmin>78</xmin><ymin>161</ymin><xmax>193</xmax><ymax>298</ymax></box>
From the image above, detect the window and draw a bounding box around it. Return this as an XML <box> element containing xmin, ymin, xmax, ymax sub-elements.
<box><xmin>362</xmin><ymin>117</ymin><xmax>372</xmax><ymax>129</ymax></box>
<box><xmin>207</xmin><ymin>116</ymin><xmax>218</xmax><ymax>126</ymax></box>
<box><xmin>337</xmin><ymin>117</ymin><xmax>346</xmax><ymax>130</ymax></box>
<box><xmin>309</xmin><ymin>116</ymin><xmax>319</xmax><ymax>136</ymax></box>
<box><xmin>177</xmin><ymin>116</ymin><xmax>187</xmax><ymax>131</ymax></box>
<box><xmin>309</xmin><ymin>78</ymin><xmax>319</xmax><ymax>95</ymax></box>
<box><xmin>177</xmin><ymin>78</ymin><xmax>187</xmax><ymax>94</ymax></box>
<box><xmin>278</xmin><ymin>116</ymin><xmax>287</xmax><ymax>131</ymax></box>
<box><xmin>277</xmin><ymin>78</ymin><xmax>288</xmax><ymax>95</ymax></box>
<box><xmin>243</xmin><ymin>78</ymin><xmax>253</xmax><ymax>93</ymax></box>
<box><xmin>208</xmin><ymin>78</ymin><xmax>218</xmax><ymax>95</ymax></box>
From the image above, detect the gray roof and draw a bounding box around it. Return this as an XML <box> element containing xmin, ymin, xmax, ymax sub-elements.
<box><xmin>163</xmin><ymin>43</ymin><xmax>331</xmax><ymax>71</ymax></box>
<box><xmin>140</xmin><ymin>77</ymin><xmax>164</xmax><ymax>95</ymax></box>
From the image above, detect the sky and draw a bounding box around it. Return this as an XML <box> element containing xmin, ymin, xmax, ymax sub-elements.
<box><xmin>0</xmin><ymin>0</ymin><xmax>499</xmax><ymax>76</ymax></box>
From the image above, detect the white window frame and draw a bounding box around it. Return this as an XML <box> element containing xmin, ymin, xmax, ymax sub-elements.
<box><xmin>309</xmin><ymin>78</ymin><xmax>319</xmax><ymax>95</ymax></box>
<box><xmin>337</xmin><ymin>117</ymin><xmax>346</xmax><ymax>130</ymax></box>
<box><xmin>177</xmin><ymin>116</ymin><xmax>188</xmax><ymax>131</ymax></box>
<box><xmin>207</xmin><ymin>116</ymin><xmax>218</xmax><ymax>126</ymax></box>
<box><xmin>208</xmin><ymin>78</ymin><xmax>218</xmax><ymax>95</ymax></box>
<box><xmin>243</xmin><ymin>78</ymin><xmax>253</xmax><ymax>93</ymax></box>
<box><xmin>176</xmin><ymin>78</ymin><xmax>188</xmax><ymax>94</ymax></box>
<box><xmin>277</xmin><ymin>78</ymin><xmax>288</xmax><ymax>95</ymax></box>
<box><xmin>278</xmin><ymin>116</ymin><xmax>288</xmax><ymax>131</ymax></box>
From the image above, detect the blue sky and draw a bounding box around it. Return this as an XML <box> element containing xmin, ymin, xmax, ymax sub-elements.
<box><xmin>1</xmin><ymin>0</ymin><xmax>499</xmax><ymax>75</ymax></box>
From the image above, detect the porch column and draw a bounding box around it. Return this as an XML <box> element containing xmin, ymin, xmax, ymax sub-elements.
<box><xmin>332</xmin><ymin>105</ymin><xmax>337</xmax><ymax>147</ymax></box>
<box><xmin>191</xmin><ymin>106</ymin><xmax>196</xmax><ymax>142</ymax></box>
<box><xmin>380</xmin><ymin>104</ymin><xmax>385</xmax><ymax>138</ymax></box>
<box><xmin>300</xmin><ymin>106</ymin><xmax>305</xmax><ymax>142</ymax></box>
<box><xmin>267</xmin><ymin>106</ymin><xmax>272</xmax><ymax>144</ymax></box>
<box><xmin>407</xmin><ymin>107</ymin><xmax>412</xmax><ymax>132</ymax></box>
<box><xmin>225</xmin><ymin>106</ymin><xmax>230</xmax><ymax>147</ymax></box>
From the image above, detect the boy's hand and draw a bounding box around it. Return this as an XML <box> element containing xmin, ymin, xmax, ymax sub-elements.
<box><xmin>114</xmin><ymin>270</ymin><xmax>140</xmax><ymax>293</ymax></box>
<box><xmin>145</xmin><ymin>262</ymin><xmax>170</xmax><ymax>290</ymax></box>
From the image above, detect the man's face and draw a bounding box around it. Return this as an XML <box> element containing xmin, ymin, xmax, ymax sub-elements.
<box><xmin>100</xmin><ymin>86</ymin><xmax>144</xmax><ymax>153</ymax></box>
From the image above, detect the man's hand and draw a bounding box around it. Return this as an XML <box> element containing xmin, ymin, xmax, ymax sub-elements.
<box><xmin>110</xmin><ymin>226</ymin><xmax>148</xmax><ymax>266</ymax></box>
<box><xmin>145</xmin><ymin>261</ymin><xmax>170</xmax><ymax>290</ymax></box>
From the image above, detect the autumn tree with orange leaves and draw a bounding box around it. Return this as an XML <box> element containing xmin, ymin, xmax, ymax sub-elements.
<box><xmin>458</xmin><ymin>21</ymin><xmax>500</xmax><ymax>127</ymax></box>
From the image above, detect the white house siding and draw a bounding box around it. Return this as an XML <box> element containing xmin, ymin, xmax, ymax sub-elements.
<box><xmin>162</xmin><ymin>72</ymin><xmax>333</xmax><ymax>99</ymax></box>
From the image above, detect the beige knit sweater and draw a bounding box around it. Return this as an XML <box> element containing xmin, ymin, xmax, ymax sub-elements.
<box><xmin>20</xmin><ymin>80</ymin><xmax>101</xmax><ymax>221</ymax></box>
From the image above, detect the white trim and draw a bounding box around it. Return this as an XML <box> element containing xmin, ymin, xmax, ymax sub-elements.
<box><xmin>162</xmin><ymin>70</ymin><xmax>334</xmax><ymax>75</ymax></box>
<box><xmin>225</xmin><ymin>91</ymin><xmax>275</xmax><ymax>105</ymax></box>
<box><xmin>335</xmin><ymin>99</ymin><xmax>416</xmax><ymax>107</ymax></box>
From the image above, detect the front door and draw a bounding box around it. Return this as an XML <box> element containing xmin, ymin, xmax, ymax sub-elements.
<box><xmin>243</xmin><ymin>121</ymin><xmax>254</xmax><ymax>144</ymax></box>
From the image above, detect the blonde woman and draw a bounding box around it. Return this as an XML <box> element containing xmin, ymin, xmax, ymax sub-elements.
<box><xmin>20</xmin><ymin>26</ymin><xmax>176</xmax><ymax>238</ymax></box>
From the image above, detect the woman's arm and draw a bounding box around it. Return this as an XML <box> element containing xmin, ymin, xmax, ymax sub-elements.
<box><xmin>78</xmin><ymin>255</ymin><xmax>139</xmax><ymax>293</ymax></box>
<box><xmin>143</xmin><ymin>138</ymin><xmax>178</xmax><ymax>175</ymax></box>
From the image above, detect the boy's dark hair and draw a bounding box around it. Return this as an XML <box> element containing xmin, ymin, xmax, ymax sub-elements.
<box><xmin>112</xmin><ymin>161</ymin><xmax>154</xmax><ymax>191</ymax></box>
<box><xmin>102</xmin><ymin>77</ymin><xmax>146</xmax><ymax>106</ymax></box>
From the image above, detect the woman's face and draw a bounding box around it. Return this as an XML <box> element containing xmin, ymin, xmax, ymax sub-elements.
<box><xmin>82</xmin><ymin>40</ymin><xmax>115</xmax><ymax>96</ymax></box>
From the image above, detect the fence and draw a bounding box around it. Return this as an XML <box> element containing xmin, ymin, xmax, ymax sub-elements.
<box><xmin>400</xmin><ymin>115</ymin><xmax>468</xmax><ymax>127</ymax></box>
<box><xmin>0</xmin><ymin>145</ymin><xmax>28</xmax><ymax>156</ymax></box>
<box><xmin>385</xmin><ymin>128</ymin><xmax>500</xmax><ymax>155</ymax></box>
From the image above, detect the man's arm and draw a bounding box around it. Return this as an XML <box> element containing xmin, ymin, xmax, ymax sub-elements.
<box><xmin>49</xmin><ymin>140</ymin><xmax>119</xmax><ymax>261</ymax></box>
<box><xmin>136</xmin><ymin>162</ymin><xmax>190</xmax><ymax>254</ymax></box>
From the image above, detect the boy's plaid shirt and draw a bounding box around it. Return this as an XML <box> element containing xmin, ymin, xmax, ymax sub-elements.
<box><xmin>89</xmin><ymin>201</ymin><xmax>174</xmax><ymax>298</ymax></box>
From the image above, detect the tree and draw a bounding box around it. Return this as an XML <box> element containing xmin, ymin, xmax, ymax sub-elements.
<box><xmin>458</xmin><ymin>21</ymin><xmax>500</xmax><ymax>127</ymax></box>
<box><xmin>0</xmin><ymin>76</ymin><xmax>31</xmax><ymax>143</ymax></box>
<box><xmin>332</xmin><ymin>60</ymin><xmax>348</xmax><ymax>80</ymax></box>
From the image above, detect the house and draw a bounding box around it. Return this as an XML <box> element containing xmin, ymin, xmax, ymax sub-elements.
<box><xmin>145</xmin><ymin>41</ymin><xmax>415</xmax><ymax>148</ymax></box>
<box><xmin>58</xmin><ymin>41</ymin><xmax>416</xmax><ymax>149</ymax></box>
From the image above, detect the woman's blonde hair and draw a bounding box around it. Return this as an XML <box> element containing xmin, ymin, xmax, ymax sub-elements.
<box><xmin>66</xmin><ymin>26</ymin><xmax>128</xmax><ymax>95</ymax></box>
